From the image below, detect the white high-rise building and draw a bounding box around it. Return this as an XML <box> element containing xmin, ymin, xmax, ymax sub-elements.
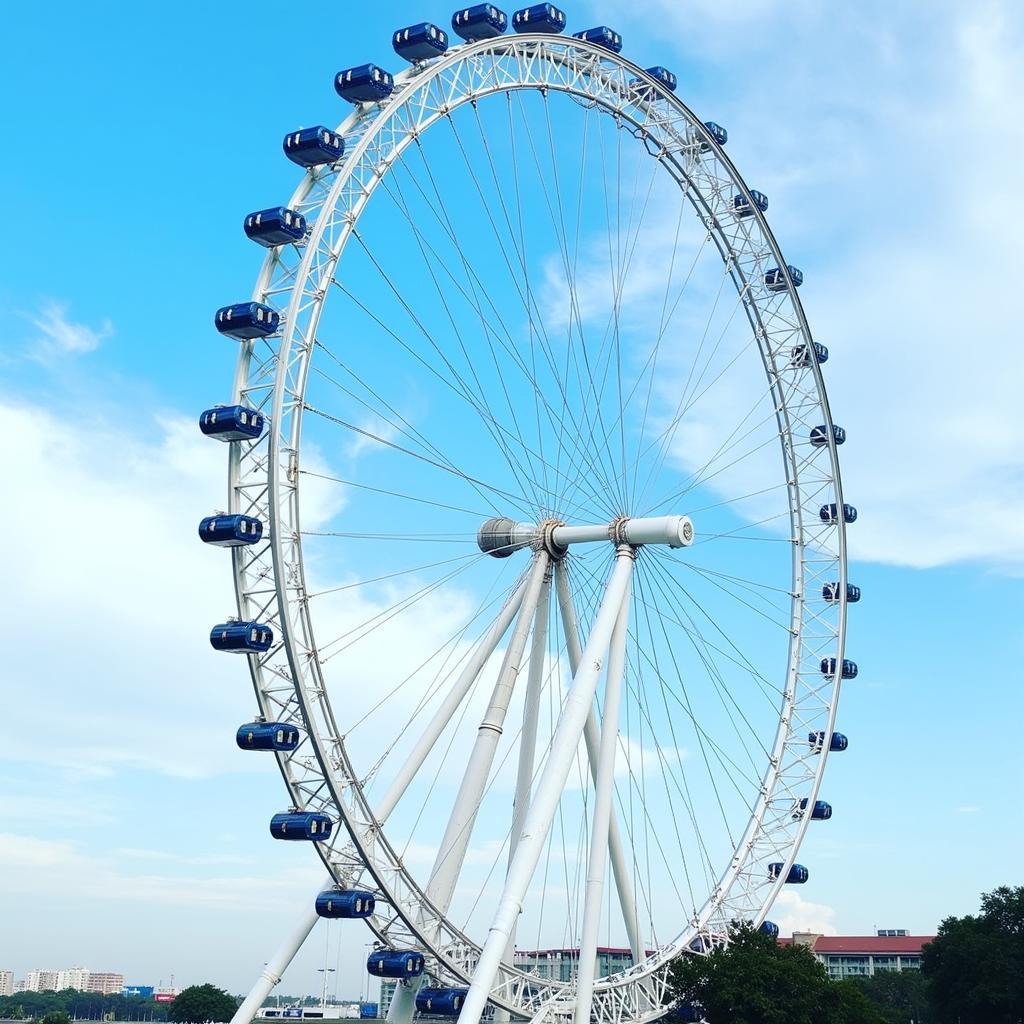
<box><xmin>56</xmin><ymin>968</ymin><xmax>90</xmax><ymax>991</ymax></box>
<box><xmin>25</xmin><ymin>970</ymin><xmax>59</xmax><ymax>993</ymax></box>
<box><xmin>0</xmin><ymin>971</ymin><xmax>14</xmax><ymax>997</ymax></box>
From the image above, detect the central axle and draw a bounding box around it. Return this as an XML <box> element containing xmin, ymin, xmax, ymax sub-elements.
<box><xmin>477</xmin><ymin>514</ymin><xmax>694</xmax><ymax>558</ymax></box>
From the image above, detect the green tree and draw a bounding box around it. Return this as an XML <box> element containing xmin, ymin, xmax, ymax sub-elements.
<box><xmin>12</xmin><ymin>1006</ymin><xmax>25</xmax><ymax>1020</ymax></box>
<box><xmin>40</xmin><ymin>1012</ymin><xmax>71</xmax><ymax>1024</ymax></box>
<box><xmin>846</xmin><ymin>969</ymin><xmax>930</xmax><ymax>1024</ymax></box>
<box><xmin>922</xmin><ymin>885</ymin><xmax>1024</xmax><ymax>1024</ymax></box>
<box><xmin>666</xmin><ymin>925</ymin><xmax>884</xmax><ymax>1024</ymax></box>
<box><xmin>168</xmin><ymin>985</ymin><xmax>239</xmax><ymax>1024</ymax></box>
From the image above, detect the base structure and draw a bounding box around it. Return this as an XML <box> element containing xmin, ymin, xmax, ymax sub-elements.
<box><xmin>231</xmin><ymin>517</ymin><xmax>695</xmax><ymax>1024</ymax></box>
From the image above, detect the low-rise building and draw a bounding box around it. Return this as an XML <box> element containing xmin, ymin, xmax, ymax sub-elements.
<box><xmin>784</xmin><ymin>930</ymin><xmax>934</xmax><ymax>979</ymax></box>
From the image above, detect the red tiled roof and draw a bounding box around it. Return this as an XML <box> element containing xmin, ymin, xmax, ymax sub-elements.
<box><xmin>811</xmin><ymin>935</ymin><xmax>933</xmax><ymax>954</ymax></box>
<box><xmin>779</xmin><ymin>935</ymin><xmax>934</xmax><ymax>954</ymax></box>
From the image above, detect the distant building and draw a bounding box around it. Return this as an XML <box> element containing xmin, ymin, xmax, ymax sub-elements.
<box><xmin>0</xmin><ymin>971</ymin><xmax>13</xmax><ymax>997</ymax></box>
<box><xmin>13</xmin><ymin>980</ymin><xmax>26</xmax><ymax>994</ymax></box>
<box><xmin>56</xmin><ymin>968</ymin><xmax>90</xmax><ymax>991</ymax></box>
<box><xmin>87</xmin><ymin>973</ymin><xmax>126</xmax><ymax>995</ymax></box>
<box><xmin>377</xmin><ymin>946</ymin><xmax>642</xmax><ymax>1011</ymax></box>
<box><xmin>25</xmin><ymin>970</ymin><xmax>59</xmax><ymax>992</ymax></box>
<box><xmin>377</xmin><ymin>981</ymin><xmax>396</xmax><ymax>1018</ymax></box>
<box><xmin>782</xmin><ymin>931</ymin><xmax>934</xmax><ymax>978</ymax></box>
<box><xmin>514</xmin><ymin>947</ymin><xmax>639</xmax><ymax>982</ymax></box>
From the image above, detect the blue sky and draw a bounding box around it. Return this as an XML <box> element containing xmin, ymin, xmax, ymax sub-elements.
<box><xmin>1</xmin><ymin>0</ymin><xmax>1022</xmax><ymax>1004</ymax></box>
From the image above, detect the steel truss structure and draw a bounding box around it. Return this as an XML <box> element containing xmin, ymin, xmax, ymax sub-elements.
<box><xmin>218</xmin><ymin>30</ymin><xmax>850</xmax><ymax>1024</ymax></box>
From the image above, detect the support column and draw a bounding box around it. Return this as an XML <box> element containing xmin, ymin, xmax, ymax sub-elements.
<box><xmin>458</xmin><ymin>546</ymin><xmax>636</xmax><ymax>1024</ymax></box>
<box><xmin>555</xmin><ymin>562</ymin><xmax>643</xmax><ymax>964</ymax></box>
<box><xmin>495</xmin><ymin>567</ymin><xmax>551</xmax><ymax>1024</ymax></box>
<box><xmin>422</xmin><ymin>551</ymin><xmax>551</xmax><ymax>921</ymax></box>
<box><xmin>573</xmin><ymin>573</ymin><xmax>631</xmax><ymax>1024</ymax></box>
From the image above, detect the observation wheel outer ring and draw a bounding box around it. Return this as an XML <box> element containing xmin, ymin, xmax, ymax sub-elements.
<box><xmin>225</xmin><ymin>33</ymin><xmax>849</xmax><ymax>1022</ymax></box>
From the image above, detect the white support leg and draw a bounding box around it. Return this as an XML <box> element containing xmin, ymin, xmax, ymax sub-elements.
<box><xmin>573</xmin><ymin>576</ymin><xmax>631</xmax><ymax>1024</ymax></box>
<box><xmin>555</xmin><ymin>562</ymin><xmax>644</xmax><ymax>964</ymax></box>
<box><xmin>423</xmin><ymin>550</ymin><xmax>551</xmax><ymax>920</ymax></box>
<box><xmin>376</xmin><ymin>574</ymin><xmax>530</xmax><ymax>822</ymax></box>
<box><xmin>230</xmin><ymin>578</ymin><xmax>530</xmax><ymax>1024</ymax></box>
<box><xmin>386</xmin><ymin>555</ymin><xmax>549</xmax><ymax>1024</ymax></box>
<box><xmin>458</xmin><ymin>547</ymin><xmax>636</xmax><ymax>1024</ymax></box>
<box><xmin>494</xmin><ymin>568</ymin><xmax>551</xmax><ymax>1024</ymax></box>
<box><xmin>230</xmin><ymin>904</ymin><xmax>323</xmax><ymax>1024</ymax></box>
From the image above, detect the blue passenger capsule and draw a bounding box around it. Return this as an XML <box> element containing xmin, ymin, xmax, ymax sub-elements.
<box><xmin>215</xmin><ymin>302</ymin><xmax>280</xmax><ymax>340</ymax></box>
<box><xmin>512</xmin><ymin>4</ymin><xmax>566</xmax><ymax>33</ymax></box>
<box><xmin>210</xmin><ymin>620</ymin><xmax>274</xmax><ymax>654</ymax></box>
<box><xmin>335</xmin><ymin>64</ymin><xmax>395</xmax><ymax>103</ymax></box>
<box><xmin>244</xmin><ymin>207</ymin><xmax>307</xmax><ymax>248</ymax></box>
<box><xmin>316</xmin><ymin>889</ymin><xmax>376</xmax><ymax>919</ymax></box>
<box><xmin>759</xmin><ymin>920</ymin><xmax>780</xmax><ymax>939</ymax></box>
<box><xmin>790</xmin><ymin>342</ymin><xmax>829</xmax><ymax>368</ymax></box>
<box><xmin>452</xmin><ymin>5</ymin><xmax>508</xmax><ymax>41</ymax></box>
<box><xmin>700</xmin><ymin>121</ymin><xmax>728</xmax><ymax>151</ymax></box>
<box><xmin>765</xmin><ymin>265</ymin><xmax>804</xmax><ymax>292</ymax></box>
<box><xmin>572</xmin><ymin>26</ymin><xmax>623</xmax><ymax>52</ymax></box>
<box><xmin>366</xmin><ymin>951</ymin><xmax>425</xmax><ymax>978</ymax></box>
<box><xmin>199</xmin><ymin>514</ymin><xmax>264</xmax><ymax>548</ymax></box>
<box><xmin>283</xmin><ymin>127</ymin><xmax>345</xmax><ymax>168</ymax></box>
<box><xmin>819</xmin><ymin>502</ymin><xmax>857</xmax><ymax>524</ymax></box>
<box><xmin>236</xmin><ymin>721</ymin><xmax>302</xmax><ymax>751</ymax></box>
<box><xmin>416</xmin><ymin>989</ymin><xmax>468</xmax><ymax>1015</ymax></box>
<box><xmin>393</xmin><ymin>22</ymin><xmax>449</xmax><ymax>62</ymax></box>
<box><xmin>821</xmin><ymin>657</ymin><xmax>858</xmax><ymax>679</ymax></box>
<box><xmin>734</xmin><ymin>190</ymin><xmax>769</xmax><ymax>217</ymax></box>
<box><xmin>823</xmin><ymin>582</ymin><xmax>861</xmax><ymax>603</ymax></box>
<box><xmin>769</xmin><ymin>862</ymin><xmax>809</xmax><ymax>884</ymax></box>
<box><xmin>810</xmin><ymin>424</ymin><xmax>846</xmax><ymax>446</ymax></box>
<box><xmin>630</xmin><ymin>66</ymin><xmax>677</xmax><ymax>98</ymax></box>
<box><xmin>809</xmin><ymin>730</ymin><xmax>848</xmax><ymax>752</ymax></box>
<box><xmin>796</xmin><ymin>798</ymin><xmax>833</xmax><ymax>820</ymax></box>
<box><xmin>200</xmin><ymin>405</ymin><xmax>265</xmax><ymax>442</ymax></box>
<box><xmin>270</xmin><ymin>811</ymin><xmax>333</xmax><ymax>842</ymax></box>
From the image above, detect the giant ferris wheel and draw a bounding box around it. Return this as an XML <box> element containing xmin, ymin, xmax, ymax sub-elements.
<box><xmin>198</xmin><ymin>7</ymin><xmax>857</xmax><ymax>1024</ymax></box>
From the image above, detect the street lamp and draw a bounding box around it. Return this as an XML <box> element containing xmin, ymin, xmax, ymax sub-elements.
<box><xmin>317</xmin><ymin>969</ymin><xmax>335</xmax><ymax>1011</ymax></box>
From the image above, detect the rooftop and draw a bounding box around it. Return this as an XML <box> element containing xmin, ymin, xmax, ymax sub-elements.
<box><xmin>780</xmin><ymin>934</ymin><xmax>934</xmax><ymax>954</ymax></box>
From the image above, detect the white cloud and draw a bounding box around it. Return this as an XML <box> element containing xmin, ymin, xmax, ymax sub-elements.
<box><xmin>772</xmin><ymin>888</ymin><xmax>838</xmax><ymax>936</ymax></box>
<box><xmin>0</xmin><ymin>397</ymin><xmax>240</xmax><ymax>779</ymax></box>
<box><xmin>0</xmin><ymin>832</ymin><xmax>318</xmax><ymax>910</ymax></box>
<box><xmin>28</xmin><ymin>301</ymin><xmax>112</xmax><ymax>361</ymax></box>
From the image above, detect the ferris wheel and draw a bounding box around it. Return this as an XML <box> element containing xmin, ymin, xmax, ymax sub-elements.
<box><xmin>199</xmin><ymin>7</ymin><xmax>857</xmax><ymax>1024</ymax></box>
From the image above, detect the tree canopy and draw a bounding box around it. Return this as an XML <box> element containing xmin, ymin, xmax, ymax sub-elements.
<box><xmin>922</xmin><ymin>885</ymin><xmax>1024</xmax><ymax>1024</ymax></box>
<box><xmin>844</xmin><ymin>968</ymin><xmax>930</xmax><ymax>1024</ymax></box>
<box><xmin>167</xmin><ymin>985</ymin><xmax>239</xmax><ymax>1024</ymax></box>
<box><xmin>665</xmin><ymin>924</ymin><xmax>884</xmax><ymax>1024</ymax></box>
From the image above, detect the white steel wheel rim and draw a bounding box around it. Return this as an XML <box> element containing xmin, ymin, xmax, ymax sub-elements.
<box><xmin>224</xmin><ymin>33</ymin><xmax>849</xmax><ymax>1024</ymax></box>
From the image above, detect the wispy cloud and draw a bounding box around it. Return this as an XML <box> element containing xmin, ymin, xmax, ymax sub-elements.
<box><xmin>28</xmin><ymin>300</ymin><xmax>112</xmax><ymax>362</ymax></box>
